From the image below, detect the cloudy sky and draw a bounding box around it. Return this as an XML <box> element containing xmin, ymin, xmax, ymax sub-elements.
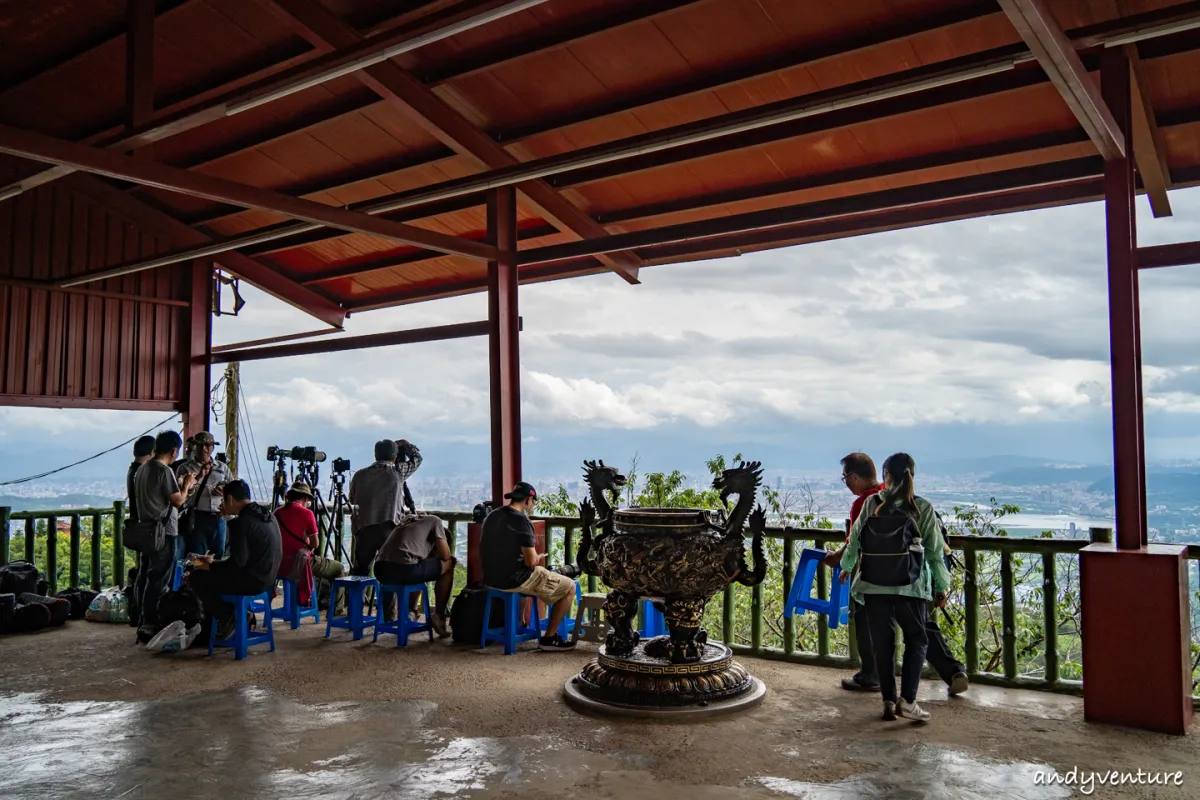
<box><xmin>2</xmin><ymin>188</ymin><xmax>1199</xmax><ymax>486</ymax></box>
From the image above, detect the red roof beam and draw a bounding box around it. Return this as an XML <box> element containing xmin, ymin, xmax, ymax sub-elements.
<box><xmin>0</xmin><ymin>124</ymin><xmax>495</xmax><ymax>268</ymax></box>
<box><xmin>0</xmin><ymin>0</ymin><xmax>551</xmax><ymax>205</ymax></box>
<box><xmin>266</xmin><ymin>0</ymin><xmax>640</xmax><ymax>285</ymax></box>
<box><xmin>1126</xmin><ymin>45</ymin><xmax>1173</xmax><ymax>217</ymax></box>
<box><xmin>1137</xmin><ymin>241</ymin><xmax>1200</xmax><ymax>270</ymax></box>
<box><xmin>997</xmin><ymin>0</ymin><xmax>1124</xmax><ymax>160</ymax></box>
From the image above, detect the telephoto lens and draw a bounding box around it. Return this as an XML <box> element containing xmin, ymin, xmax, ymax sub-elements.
<box><xmin>553</xmin><ymin>563</ymin><xmax>583</xmax><ymax>579</ymax></box>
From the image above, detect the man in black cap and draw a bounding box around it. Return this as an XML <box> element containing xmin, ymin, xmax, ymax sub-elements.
<box><xmin>481</xmin><ymin>482</ymin><xmax>576</xmax><ymax>651</ymax></box>
<box><xmin>190</xmin><ymin>480</ymin><xmax>282</xmax><ymax>642</ymax></box>
<box><xmin>176</xmin><ymin>431</ymin><xmax>233</xmax><ymax>559</ymax></box>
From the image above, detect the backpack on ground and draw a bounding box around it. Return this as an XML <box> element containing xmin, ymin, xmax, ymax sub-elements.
<box><xmin>859</xmin><ymin>499</ymin><xmax>924</xmax><ymax>587</ymax></box>
<box><xmin>450</xmin><ymin>584</ymin><xmax>505</xmax><ymax>645</ymax></box>
<box><xmin>54</xmin><ymin>588</ymin><xmax>99</xmax><ymax>620</ymax></box>
<box><xmin>158</xmin><ymin>586</ymin><xmax>205</xmax><ymax>629</ymax></box>
<box><xmin>0</xmin><ymin>561</ymin><xmax>40</xmax><ymax>596</ymax></box>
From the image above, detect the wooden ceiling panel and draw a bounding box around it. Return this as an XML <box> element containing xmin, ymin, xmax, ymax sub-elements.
<box><xmin>0</xmin><ymin>0</ymin><xmax>125</xmax><ymax>91</ymax></box>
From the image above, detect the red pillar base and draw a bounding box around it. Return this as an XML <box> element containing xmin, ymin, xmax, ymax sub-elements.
<box><xmin>1080</xmin><ymin>543</ymin><xmax>1192</xmax><ymax>734</ymax></box>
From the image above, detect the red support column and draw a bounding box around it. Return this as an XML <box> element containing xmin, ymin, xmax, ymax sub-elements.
<box><xmin>1080</xmin><ymin>48</ymin><xmax>1191</xmax><ymax>735</ymax></box>
<box><xmin>181</xmin><ymin>260</ymin><xmax>212</xmax><ymax>438</ymax></box>
<box><xmin>487</xmin><ymin>187</ymin><xmax>521</xmax><ymax>507</ymax></box>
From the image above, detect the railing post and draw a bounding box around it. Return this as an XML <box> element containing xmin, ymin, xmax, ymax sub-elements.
<box><xmin>90</xmin><ymin>513</ymin><xmax>103</xmax><ymax>590</ymax></box>
<box><xmin>964</xmin><ymin>548</ymin><xmax>978</xmax><ymax>675</ymax></box>
<box><xmin>1042</xmin><ymin>551</ymin><xmax>1058</xmax><ymax>685</ymax></box>
<box><xmin>69</xmin><ymin>514</ymin><xmax>81</xmax><ymax>589</ymax></box>
<box><xmin>446</xmin><ymin>519</ymin><xmax>457</xmax><ymax>556</ymax></box>
<box><xmin>722</xmin><ymin>584</ymin><xmax>734</xmax><ymax>644</ymax></box>
<box><xmin>113</xmin><ymin>501</ymin><xmax>126</xmax><ymax>587</ymax></box>
<box><xmin>751</xmin><ymin>582</ymin><xmax>763</xmax><ymax>653</ymax></box>
<box><xmin>0</xmin><ymin>506</ymin><xmax>9</xmax><ymax>565</ymax></box>
<box><xmin>47</xmin><ymin>516</ymin><xmax>59</xmax><ymax>594</ymax></box>
<box><xmin>24</xmin><ymin>518</ymin><xmax>35</xmax><ymax>562</ymax></box>
<box><xmin>564</xmin><ymin>525</ymin><xmax>576</xmax><ymax>568</ymax></box>
<box><xmin>816</xmin><ymin>550</ymin><xmax>829</xmax><ymax>657</ymax></box>
<box><xmin>1000</xmin><ymin>549</ymin><xmax>1017</xmax><ymax>679</ymax></box>
<box><xmin>783</xmin><ymin>537</ymin><xmax>795</xmax><ymax>655</ymax></box>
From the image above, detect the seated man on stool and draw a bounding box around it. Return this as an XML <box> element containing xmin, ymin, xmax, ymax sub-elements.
<box><xmin>481</xmin><ymin>482</ymin><xmax>576</xmax><ymax>651</ymax></box>
<box><xmin>190</xmin><ymin>480</ymin><xmax>282</xmax><ymax>642</ymax></box>
<box><xmin>373</xmin><ymin>514</ymin><xmax>456</xmax><ymax>637</ymax></box>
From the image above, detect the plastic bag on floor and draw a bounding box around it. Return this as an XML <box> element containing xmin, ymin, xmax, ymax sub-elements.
<box><xmin>85</xmin><ymin>587</ymin><xmax>130</xmax><ymax>624</ymax></box>
<box><xmin>144</xmin><ymin>620</ymin><xmax>202</xmax><ymax>652</ymax></box>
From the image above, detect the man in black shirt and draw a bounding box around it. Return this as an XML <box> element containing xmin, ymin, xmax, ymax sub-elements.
<box><xmin>189</xmin><ymin>480</ymin><xmax>282</xmax><ymax>642</ymax></box>
<box><xmin>480</xmin><ymin>482</ymin><xmax>576</xmax><ymax>651</ymax></box>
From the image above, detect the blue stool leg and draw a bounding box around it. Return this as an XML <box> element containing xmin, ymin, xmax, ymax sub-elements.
<box><xmin>325</xmin><ymin>584</ymin><xmax>335</xmax><ymax>638</ymax></box>
<box><xmin>423</xmin><ymin>585</ymin><xmax>433</xmax><ymax>642</ymax></box>
<box><xmin>234</xmin><ymin>598</ymin><xmax>248</xmax><ymax>661</ymax></box>
<box><xmin>504</xmin><ymin>593</ymin><xmax>518</xmax><ymax>655</ymax></box>
<box><xmin>264</xmin><ymin>596</ymin><xmax>276</xmax><ymax>652</ymax></box>
<box><xmin>480</xmin><ymin>591</ymin><xmax>493</xmax><ymax>648</ymax></box>
<box><xmin>208</xmin><ymin>614</ymin><xmax>217</xmax><ymax>657</ymax></box>
<box><xmin>398</xmin><ymin>586</ymin><xmax>412</xmax><ymax>647</ymax></box>
<box><xmin>350</xmin><ymin>586</ymin><xmax>363</xmax><ymax>641</ymax></box>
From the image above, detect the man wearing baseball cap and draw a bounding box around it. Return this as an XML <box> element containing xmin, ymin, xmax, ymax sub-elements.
<box><xmin>176</xmin><ymin>431</ymin><xmax>233</xmax><ymax>559</ymax></box>
<box><xmin>480</xmin><ymin>481</ymin><xmax>576</xmax><ymax>651</ymax></box>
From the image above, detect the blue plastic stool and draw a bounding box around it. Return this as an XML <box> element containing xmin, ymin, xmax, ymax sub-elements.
<box><xmin>325</xmin><ymin>576</ymin><xmax>378</xmax><ymax>641</ymax></box>
<box><xmin>537</xmin><ymin>581</ymin><xmax>582</xmax><ymax>638</ymax></box>
<box><xmin>208</xmin><ymin>591</ymin><xmax>275</xmax><ymax>660</ymax></box>
<box><xmin>373</xmin><ymin>583</ymin><xmax>433</xmax><ymax>646</ymax></box>
<box><xmin>480</xmin><ymin>588</ymin><xmax>544</xmax><ymax>655</ymax></box>
<box><xmin>279</xmin><ymin>576</ymin><xmax>321</xmax><ymax>629</ymax></box>
<box><xmin>640</xmin><ymin>598</ymin><xmax>666</xmax><ymax>637</ymax></box>
<box><xmin>783</xmin><ymin>547</ymin><xmax>850</xmax><ymax>629</ymax></box>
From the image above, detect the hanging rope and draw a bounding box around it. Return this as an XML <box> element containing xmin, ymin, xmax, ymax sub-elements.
<box><xmin>0</xmin><ymin>413</ymin><xmax>180</xmax><ymax>486</ymax></box>
<box><xmin>237</xmin><ymin>383</ymin><xmax>270</xmax><ymax>499</ymax></box>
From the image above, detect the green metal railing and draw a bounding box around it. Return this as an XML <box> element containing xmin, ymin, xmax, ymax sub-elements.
<box><xmin>1</xmin><ymin>502</ymin><xmax>125</xmax><ymax>593</ymax></box>
<box><xmin>5</xmin><ymin>504</ymin><xmax>1198</xmax><ymax>705</ymax></box>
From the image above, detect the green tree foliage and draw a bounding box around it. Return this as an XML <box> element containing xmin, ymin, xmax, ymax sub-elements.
<box><xmin>535</xmin><ymin>484</ymin><xmax>579</xmax><ymax>517</ymax></box>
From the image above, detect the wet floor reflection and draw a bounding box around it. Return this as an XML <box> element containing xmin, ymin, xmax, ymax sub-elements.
<box><xmin>755</xmin><ymin>740</ymin><xmax>1070</xmax><ymax>800</ymax></box>
<box><xmin>0</xmin><ymin>689</ymin><xmax>641</xmax><ymax>800</ymax></box>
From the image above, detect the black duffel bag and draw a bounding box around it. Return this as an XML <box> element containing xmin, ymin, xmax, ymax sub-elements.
<box><xmin>0</xmin><ymin>561</ymin><xmax>39</xmax><ymax>596</ymax></box>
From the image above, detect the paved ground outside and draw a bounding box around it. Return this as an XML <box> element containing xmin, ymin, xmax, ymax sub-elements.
<box><xmin>0</xmin><ymin>620</ymin><xmax>1194</xmax><ymax>799</ymax></box>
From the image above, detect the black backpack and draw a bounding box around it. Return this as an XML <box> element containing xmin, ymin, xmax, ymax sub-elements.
<box><xmin>859</xmin><ymin>500</ymin><xmax>924</xmax><ymax>587</ymax></box>
<box><xmin>0</xmin><ymin>561</ymin><xmax>39</xmax><ymax>596</ymax></box>
<box><xmin>449</xmin><ymin>584</ymin><xmax>505</xmax><ymax>645</ymax></box>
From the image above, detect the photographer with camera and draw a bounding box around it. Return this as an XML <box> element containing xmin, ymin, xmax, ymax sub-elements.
<box><xmin>176</xmin><ymin>431</ymin><xmax>232</xmax><ymax>559</ymax></box>
<box><xmin>274</xmin><ymin>480</ymin><xmax>347</xmax><ymax>616</ymax></box>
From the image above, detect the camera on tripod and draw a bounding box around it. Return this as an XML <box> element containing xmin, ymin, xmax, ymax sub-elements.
<box><xmin>290</xmin><ymin>445</ymin><xmax>326</xmax><ymax>463</ymax></box>
<box><xmin>332</xmin><ymin>456</ymin><xmax>351</xmax><ymax>474</ymax></box>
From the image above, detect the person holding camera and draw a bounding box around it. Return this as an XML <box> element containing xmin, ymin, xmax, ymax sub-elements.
<box><xmin>349</xmin><ymin>439</ymin><xmax>423</xmax><ymax>619</ymax></box>
<box><xmin>176</xmin><ymin>431</ymin><xmax>232</xmax><ymax>560</ymax></box>
<box><xmin>481</xmin><ymin>482</ymin><xmax>576</xmax><ymax>651</ymax></box>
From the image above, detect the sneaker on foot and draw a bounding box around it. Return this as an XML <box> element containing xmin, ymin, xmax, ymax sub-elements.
<box><xmin>538</xmin><ymin>633</ymin><xmax>576</xmax><ymax>652</ymax></box>
<box><xmin>841</xmin><ymin>676</ymin><xmax>881</xmax><ymax>692</ymax></box>
<box><xmin>431</xmin><ymin>610</ymin><xmax>450</xmax><ymax>638</ymax></box>
<box><xmin>409</xmin><ymin>610</ymin><xmax>426</xmax><ymax>624</ymax></box>
<box><xmin>881</xmin><ymin>701</ymin><xmax>897</xmax><ymax>721</ymax></box>
<box><xmin>948</xmin><ymin>672</ymin><xmax>969</xmax><ymax>696</ymax></box>
<box><xmin>897</xmin><ymin>698</ymin><xmax>931</xmax><ymax>722</ymax></box>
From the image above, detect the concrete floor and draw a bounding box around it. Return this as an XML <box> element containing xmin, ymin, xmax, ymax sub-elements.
<box><xmin>0</xmin><ymin>621</ymin><xmax>1194</xmax><ymax>799</ymax></box>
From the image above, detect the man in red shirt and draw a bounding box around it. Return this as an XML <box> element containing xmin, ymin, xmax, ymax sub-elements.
<box><xmin>274</xmin><ymin>481</ymin><xmax>345</xmax><ymax>614</ymax></box>
<box><xmin>824</xmin><ymin>452</ymin><xmax>884</xmax><ymax>691</ymax></box>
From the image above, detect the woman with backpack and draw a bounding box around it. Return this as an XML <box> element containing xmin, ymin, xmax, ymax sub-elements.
<box><xmin>839</xmin><ymin>452</ymin><xmax>950</xmax><ymax>722</ymax></box>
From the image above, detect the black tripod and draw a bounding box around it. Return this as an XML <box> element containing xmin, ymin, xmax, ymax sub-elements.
<box><xmin>296</xmin><ymin>460</ymin><xmax>352</xmax><ymax>566</ymax></box>
<box><xmin>270</xmin><ymin>452</ymin><xmax>291</xmax><ymax>510</ymax></box>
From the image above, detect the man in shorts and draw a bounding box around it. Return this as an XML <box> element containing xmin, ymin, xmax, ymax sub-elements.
<box><xmin>480</xmin><ymin>482</ymin><xmax>576</xmax><ymax>651</ymax></box>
